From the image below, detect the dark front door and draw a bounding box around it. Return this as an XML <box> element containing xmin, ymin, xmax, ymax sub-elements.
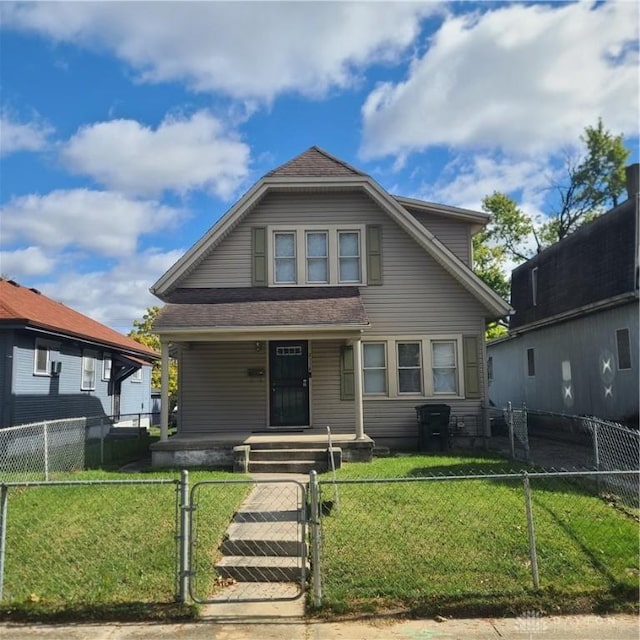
<box><xmin>269</xmin><ymin>340</ymin><xmax>310</xmax><ymax>427</ymax></box>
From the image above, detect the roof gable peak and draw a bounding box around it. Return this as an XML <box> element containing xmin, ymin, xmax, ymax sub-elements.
<box><xmin>265</xmin><ymin>146</ymin><xmax>366</xmax><ymax>179</ymax></box>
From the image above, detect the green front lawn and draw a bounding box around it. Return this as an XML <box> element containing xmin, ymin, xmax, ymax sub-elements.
<box><xmin>0</xmin><ymin>469</ymin><xmax>249</xmax><ymax>621</ymax></box>
<box><xmin>317</xmin><ymin>453</ymin><xmax>639</xmax><ymax>616</ymax></box>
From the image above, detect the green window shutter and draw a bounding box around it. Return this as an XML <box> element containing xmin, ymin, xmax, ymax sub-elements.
<box><xmin>252</xmin><ymin>227</ymin><xmax>267</xmax><ymax>286</ymax></box>
<box><xmin>340</xmin><ymin>345</ymin><xmax>355</xmax><ymax>401</ymax></box>
<box><xmin>463</xmin><ymin>336</ymin><xmax>481</xmax><ymax>399</ymax></box>
<box><xmin>366</xmin><ymin>225</ymin><xmax>383</xmax><ymax>286</ymax></box>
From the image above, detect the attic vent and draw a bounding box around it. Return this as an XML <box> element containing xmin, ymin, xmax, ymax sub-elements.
<box><xmin>29</xmin><ymin>288</ymin><xmax>41</xmax><ymax>295</ymax></box>
<box><xmin>7</xmin><ymin>280</ymin><xmax>19</xmax><ymax>287</ymax></box>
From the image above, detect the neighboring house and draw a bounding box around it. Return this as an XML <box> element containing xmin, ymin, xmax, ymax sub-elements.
<box><xmin>487</xmin><ymin>164</ymin><xmax>639</xmax><ymax>424</ymax></box>
<box><xmin>150</xmin><ymin>146</ymin><xmax>511</xmax><ymax>468</ymax></box>
<box><xmin>0</xmin><ymin>279</ymin><xmax>158</xmax><ymax>428</ymax></box>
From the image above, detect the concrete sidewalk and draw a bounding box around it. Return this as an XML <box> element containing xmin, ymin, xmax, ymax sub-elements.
<box><xmin>0</xmin><ymin>614</ymin><xmax>638</xmax><ymax>639</ymax></box>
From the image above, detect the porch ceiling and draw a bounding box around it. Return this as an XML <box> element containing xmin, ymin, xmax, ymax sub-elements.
<box><xmin>154</xmin><ymin>287</ymin><xmax>369</xmax><ymax>336</ymax></box>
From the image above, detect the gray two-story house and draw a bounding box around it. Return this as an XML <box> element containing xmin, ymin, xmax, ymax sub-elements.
<box><xmin>150</xmin><ymin>147</ymin><xmax>511</xmax><ymax>469</ymax></box>
<box><xmin>487</xmin><ymin>164</ymin><xmax>639</xmax><ymax>425</ymax></box>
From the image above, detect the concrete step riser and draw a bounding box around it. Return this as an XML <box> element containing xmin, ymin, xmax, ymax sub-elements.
<box><xmin>250</xmin><ymin>449</ymin><xmax>328</xmax><ymax>462</ymax></box>
<box><xmin>215</xmin><ymin>564</ymin><xmax>304</xmax><ymax>583</ymax></box>
<box><xmin>249</xmin><ymin>441</ymin><xmax>339</xmax><ymax>451</ymax></box>
<box><xmin>220</xmin><ymin>539</ymin><xmax>304</xmax><ymax>557</ymax></box>
<box><xmin>249</xmin><ymin>461</ymin><xmax>328</xmax><ymax>474</ymax></box>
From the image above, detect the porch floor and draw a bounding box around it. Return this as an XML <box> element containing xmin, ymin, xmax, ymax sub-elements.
<box><xmin>152</xmin><ymin>430</ymin><xmax>374</xmax><ymax>450</ymax></box>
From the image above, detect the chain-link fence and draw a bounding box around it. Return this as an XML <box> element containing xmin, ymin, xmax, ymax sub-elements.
<box><xmin>0</xmin><ymin>414</ymin><xmax>156</xmax><ymax>481</ymax></box>
<box><xmin>310</xmin><ymin>470</ymin><xmax>639</xmax><ymax>612</ymax></box>
<box><xmin>505</xmin><ymin>402</ymin><xmax>530</xmax><ymax>463</ymax></box>
<box><xmin>0</xmin><ymin>478</ymin><xmax>181</xmax><ymax>611</ymax></box>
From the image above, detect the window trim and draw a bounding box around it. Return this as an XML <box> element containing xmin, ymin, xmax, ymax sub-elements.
<box><xmin>267</xmin><ymin>224</ymin><xmax>367</xmax><ymax>286</ymax></box>
<box><xmin>273</xmin><ymin>230</ymin><xmax>297</xmax><ymax>284</ymax></box>
<box><xmin>34</xmin><ymin>339</ymin><xmax>51</xmax><ymax>376</ymax></box>
<box><xmin>362</xmin><ymin>342</ymin><xmax>388</xmax><ymax>396</ymax></box>
<box><xmin>361</xmin><ymin>335</ymin><xmax>464</xmax><ymax>400</ymax></box>
<box><xmin>102</xmin><ymin>353</ymin><xmax>112</xmax><ymax>381</ymax></box>
<box><xmin>396</xmin><ymin>341</ymin><xmax>423</xmax><ymax>395</ymax></box>
<box><xmin>616</xmin><ymin>327</ymin><xmax>632</xmax><ymax>370</ymax></box>
<box><xmin>81</xmin><ymin>349</ymin><xmax>97</xmax><ymax>391</ymax></box>
<box><xmin>131</xmin><ymin>367</ymin><xmax>143</xmax><ymax>383</ymax></box>
<box><xmin>305</xmin><ymin>230</ymin><xmax>329</xmax><ymax>284</ymax></box>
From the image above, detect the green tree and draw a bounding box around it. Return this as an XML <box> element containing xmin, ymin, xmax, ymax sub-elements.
<box><xmin>129</xmin><ymin>306</ymin><xmax>178</xmax><ymax>405</ymax></box>
<box><xmin>479</xmin><ymin>119</ymin><xmax>630</xmax><ymax>268</ymax></box>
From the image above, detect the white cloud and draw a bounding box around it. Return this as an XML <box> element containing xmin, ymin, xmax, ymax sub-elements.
<box><xmin>61</xmin><ymin>111</ymin><xmax>250</xmax><ymax>198</ymax></box>
<box><xmin>0</xmin><ymin>112</ymin><xmax>52</xmax><ymax>156</ymax></box>
<box><xmin>361</xmin><ymin>1</ymin><xmax>639</xmax><ymax>159</ymax></box>
<box><xmin>1</xmin><ymin>189</ymin><xmax>184</xmax><ymax>257</ymax></box>
<box><xmin>1</xmin><ymin>2</ymin><xmax>436</xmax><ymax>101</ymax></box>
<box><xmin>0</xmin><ymin>246</ymin><xmax>56</xmax><ymax>276</ymax></box>
<box><xmin>31</xmin><ymin>248</ymin><xmax>185</xmax><ymax>331</ymax></box>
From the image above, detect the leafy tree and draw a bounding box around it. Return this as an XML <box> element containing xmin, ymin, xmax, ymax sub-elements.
<box><xmin>129</xmin><ymin>306</ymin><xmax>178</xmax><ymax>405</ymax></box>
<box><xmin>479</xmin><ymin>119</ymin><xmax>630</xmax><ymax>268</ymax></box>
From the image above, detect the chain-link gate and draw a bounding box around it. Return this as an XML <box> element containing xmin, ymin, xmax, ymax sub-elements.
<box><xmin>188</xmin><ymin>479</ymin><xmax>308</xmax><ymax>604</ymax></box>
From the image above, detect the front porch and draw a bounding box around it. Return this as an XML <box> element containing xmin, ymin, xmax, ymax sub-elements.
<box><xmin>151</xmin><ymin>429</ymin><xmax>375</xmax><ymax>472</ymax></box>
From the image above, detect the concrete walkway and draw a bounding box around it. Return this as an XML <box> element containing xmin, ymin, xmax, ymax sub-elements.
<box><xmin>0</xmin><ymin>614</ymin><xmax>637</xmax><ymax>639</ymax></box>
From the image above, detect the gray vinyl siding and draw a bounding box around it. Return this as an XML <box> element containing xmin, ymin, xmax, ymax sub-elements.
<box><xmin>310</xmin><ymin>340</ymin><xmax>354</xmax><ymax>433</ymax></box>
<box><xmin>180</xmin><ymin>342</ymin><xmax>268</xmax><ymax>434</ymax></box>
<box><xmin>119</xmin><ymin>366</ymin><xmax>152</xmax><ymax>416</ymax></box>
<box><xmin>177</xmin><ymin>190</ymin><xmax>490</xmax><ymax>442</ymax></box>
<box><xmin>409</xmin><ymin>211</ymin><xmax>472</xmax><ymax>266</ymax></box>
<box><xmin>487</xmin><ymin>301</ymin><xmax>639</xmax><ymax>422</ymax></box>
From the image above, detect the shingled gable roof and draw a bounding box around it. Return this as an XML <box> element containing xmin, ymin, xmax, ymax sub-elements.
<box><xmin>151</xmin><ymin>147</ymin><xmax>512</xmax><ymax>319</ymax></box>
<box><xmin>265</xmin><ymin>146</ymin><xmax>366</xmax><ymax>178</ymax></box>
<box><xmin>0</xmin><ymin>280</ymin><xmax>158</xmax><ymax>360</ymax></box>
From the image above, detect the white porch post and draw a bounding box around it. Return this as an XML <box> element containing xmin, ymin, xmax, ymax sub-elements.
<box><xmin>160</xmin><ymin>340</ymin><xmax>169</xmax><ymax>442</ymax></box>
<box><xmin>353</xmin><ymin>337</ymin><xmax>365</xmax><ymax>440</ymax></box>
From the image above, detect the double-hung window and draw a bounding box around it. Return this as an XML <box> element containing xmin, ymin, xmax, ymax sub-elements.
<box><xmin>431</xmin><ymin>341</ymin><xmax>458</xmax><ymax>394</ymax></box>
<box><xmin>338</xmin><ymin>231</ymin><xmax>361</xmax><ymax>283</ymax></box>
<box><xmin>306</xmin><ymin>231</ymin><xmax>329</xmax><ymax>283</ymax></box>
<box><xmin>131</xmin><ymin>368</ymin><xmax>143</xmax><ymax>383</ymax></box>
<box><xmin>81</xmin><ymin>350</ymin><xmax>97</xmax><ymax>391</ymax></box>
<box><xmin>34</xmin><ymin>339</ymin><xmax>50</xmax><ymax>376</ymax></box>
<box><xmin>274</xmin><ymin>232</ymin><xmax>297</xmax><ymax>284</ymax></box>
<box><xmin>363</xmin><ymin>343</ymin><xmax>387</xmax><ymax>394</ymax></box>
<box><xmin>397</xmin><ymin>342</ymin><xmax>422</xmax><ymax>393</ymax></box>
<box><xmin>102</xmin><ymin>354</ymin><xmax>112</xmax><ymax>381</ymax></box>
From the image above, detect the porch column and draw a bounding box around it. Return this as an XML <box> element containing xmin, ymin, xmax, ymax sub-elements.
<box><xmin>353</xmin><ymin>337</ymin><xmax>365</xmax><ymax>440</ymax></box>
<box><xmin>160</xmin><ymin>340</ymin><xmax>169</xmax><ymax>442</ymax></box>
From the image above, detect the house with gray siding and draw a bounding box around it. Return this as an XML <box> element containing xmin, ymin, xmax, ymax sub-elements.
<box><xmin>487</xmin><ymin>164</ymin><xmax>639</xmax><ymax>425</ymax></box>
<box><xmin>150</xmin><ymin>147</ymin><xmax>512</xmax><ymax>469</ymax></box>
<box><xmin>0</xmin><ymin>280</ymin><xmax>157</xmax><ymax>428</ymax></box>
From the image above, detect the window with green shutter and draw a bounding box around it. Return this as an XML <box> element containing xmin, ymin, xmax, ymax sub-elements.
<box><xmin>462</xmin><ymin>336</ymin><xmax>481</xmax><ymax>399</ymax></box>
<box><xmin>252</xmin><ymin>227</ymin><xmax>267</xmax><ymax>286</ymax></box>
<box><xmin>366</xmin><ymin>225</ymin><xmax>383</xmax><ymax>285</ymax></box>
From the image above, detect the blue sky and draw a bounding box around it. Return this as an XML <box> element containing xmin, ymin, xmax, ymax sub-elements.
<box><xmin>1</xmin><ymin>1</ymin><xmax>638</xmax><ymax>333</ymax></box>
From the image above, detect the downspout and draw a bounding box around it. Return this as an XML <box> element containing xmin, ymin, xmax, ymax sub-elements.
<box><xmin>160</xmin><ymin>341</ymin><xmax>169</xmax><ymax>442</ymax></box>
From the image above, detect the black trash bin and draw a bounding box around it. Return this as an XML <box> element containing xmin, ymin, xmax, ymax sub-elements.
<box><xmin>415</xmin><ymin>404</ymin><xmax>451</xmax><ymax>452</ymax></box>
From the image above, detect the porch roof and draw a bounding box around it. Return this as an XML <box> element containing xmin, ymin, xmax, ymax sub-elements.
<box><xmin>154</xmin><ymin>286</ymin><xmax>369</xmax><ymax>332</ymax></box>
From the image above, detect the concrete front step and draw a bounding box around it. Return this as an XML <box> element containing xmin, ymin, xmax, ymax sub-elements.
<box><xmin>221</xmin><ymin>520</ymin><xmax>303</xmax><ymax>557</ymax></box>
<box><xmin>215</xmin><ymin>555</ymin><xmax>306</xmax><ymax>582</ymax></box>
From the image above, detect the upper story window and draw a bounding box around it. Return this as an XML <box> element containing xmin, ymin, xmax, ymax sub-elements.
<box><xmin>531</xmin><ymin>267</ymin><xmax>538</xmax><ymax>307</ymax></box>
<box><xmin>34</xmin><ymin>339</ymin><xmax>51</xmax><ymax>376</ymax></box>
<box><xmin>527</xmin><ymin>348</ymin><xmax>535</xmax><ymax>377</ymax></box>
<box><xmin>274</xmin><ymin>232</ymin><xmax>297</xmax><ymax>284</ymax></box>
<box><xmin>338</xmin><ymin>231</ymin><xmax>361</xmax><ymax>283</ymax></box>
<box><xmin>267</xmin><ymin>225</ymin><xmax>366</xmax><ymax>286</ymax></box>
<box><xmin>81</xmin><ymin>350</ymin><xmax>97</xmax><ymax>390</ymax></box>
<box><xmin>306</xmin><ymin>231</ymin><xmax>329</xmax><ymax>283</ymax></box>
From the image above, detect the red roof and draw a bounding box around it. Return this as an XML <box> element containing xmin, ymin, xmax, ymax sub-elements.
<box><xmin>0</xmin><ymin>280</ymin><xmax>158</xmax><ymax>359</ymax></box>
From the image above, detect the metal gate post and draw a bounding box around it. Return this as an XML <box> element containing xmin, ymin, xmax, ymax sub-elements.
<box><xmin>43</xmin><ymin>422</ymin><xmax>49</xmax><ymax>481</ymax></box>
<box><xmin>309</xmin><ymin>470</ymin><xmax>322</xmax><ymax>607</ymax></box>
<box><xmin>523</xmin><ymin>472</ymin><xmax>540</xmax><ymax>590</ymax></box>
<box><xmin>0</xmin><ymin>485</ymin><xmax>8</xmax><ymax>599</ymax></box>
<box><xmin>178</xmin><ymin>469</ymin><xmax>190</xmax><ymax>603</ymax></box>
<box><xmin>507</xmin><ymin>402</ymin><xmax>515</xmax><ymax>460</ymax></box>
